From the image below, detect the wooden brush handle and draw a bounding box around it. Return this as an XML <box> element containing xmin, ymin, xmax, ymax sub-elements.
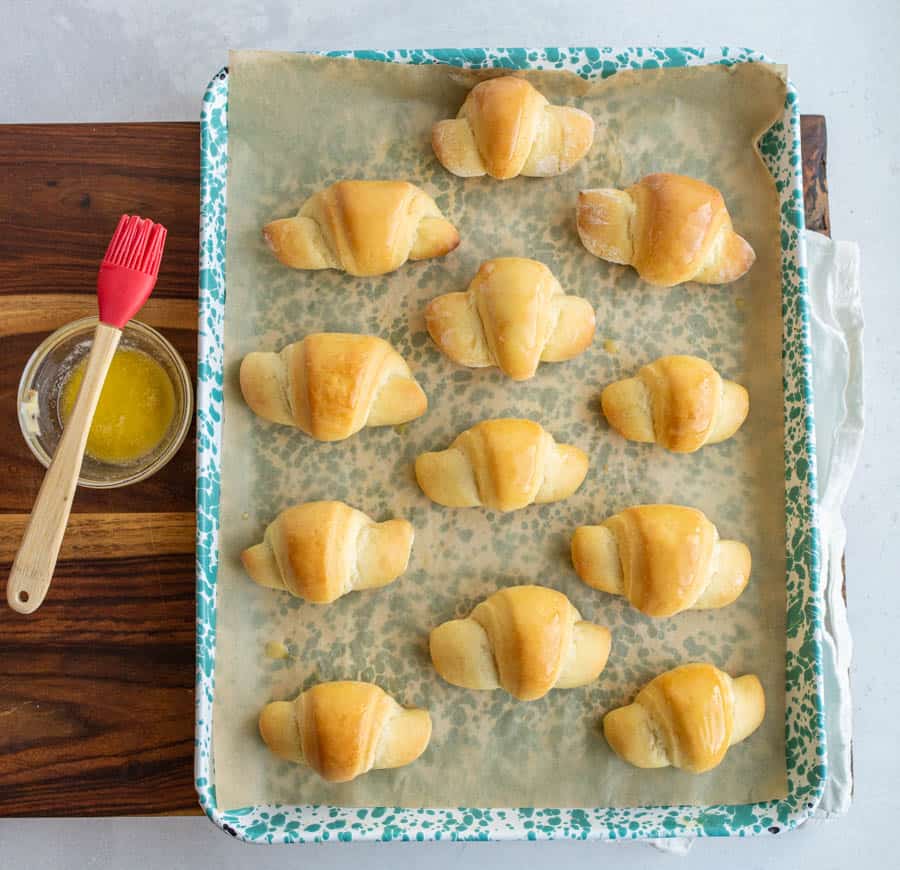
<box><xmin>7</xmin><ymin>323</ymin><xmax>121</xmax><ymax>614</ymax></box>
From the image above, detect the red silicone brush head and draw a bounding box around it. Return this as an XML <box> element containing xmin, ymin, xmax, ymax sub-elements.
<box><xmin>97</xmin><ymin>214</ymin><xmax>168</xmax><ymax>329</ymax></box>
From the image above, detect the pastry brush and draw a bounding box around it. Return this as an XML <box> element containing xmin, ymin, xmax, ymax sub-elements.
<box><xmin>7</xmin><ymin>215</ymin><xmax>167</xmax><ymax>614</ymax></box>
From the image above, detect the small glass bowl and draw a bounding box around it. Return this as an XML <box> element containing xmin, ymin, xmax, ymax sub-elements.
<box><xmin>17</xmin><ymin>316</ymin><xmax>193</xmax><ymax>489</ymax></box>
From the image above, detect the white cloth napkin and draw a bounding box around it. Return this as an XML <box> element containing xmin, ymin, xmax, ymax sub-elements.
<box><xmin>805</xmin><ymin>229</ymin><xmax>862</xmax><ymax>818</ymax></box>
<box><xmin>650</xmin><ymin>230</ymin><xmax>863</xmax><ymax>853</ymax></box>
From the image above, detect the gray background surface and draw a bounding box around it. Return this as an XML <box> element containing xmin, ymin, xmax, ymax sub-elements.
<box><xmin>1</xmin><ymin>1</ymin><xmax>898</xmax><ymax>868</ymax></box>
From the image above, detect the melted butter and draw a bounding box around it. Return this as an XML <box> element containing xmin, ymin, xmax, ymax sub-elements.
<box><xmin>60</xmin><ymin>348</ymin><xmax>175</xmax><ymax>464</ymax></box>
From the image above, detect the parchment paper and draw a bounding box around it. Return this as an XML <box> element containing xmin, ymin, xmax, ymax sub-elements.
<box><xmin>214</xmin><ymin>50</ymin><xmax>788</xmax><ymax>810</ymax></box>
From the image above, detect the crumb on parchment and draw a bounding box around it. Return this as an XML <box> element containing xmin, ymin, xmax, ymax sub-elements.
<box><xmin>264</xmin><ymin>641</ymin><xmax>290</xmax><ymax>660</ymax></box>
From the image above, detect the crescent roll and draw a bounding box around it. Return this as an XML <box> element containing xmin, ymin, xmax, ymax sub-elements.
<box><xmin>571</xmin><ymin>505</ymin><xmax>751</xmax><ymax>617</ymax></box>
<box><xmin>415</xmin><ymin>418</ymin><xmax>588</xmax><ymax>512</ymax></box>
<box><xmin>603</xmin><ymin>663</ymin><xmax>765</xmax><ymax>773</ymax></box>
<box><xmin>264</xmin><ymin>180</ymin><xmax>460</xmax><ymax>277</ymax></box>
<box><xmin>259</xmin><ymin>681</ymin><xmax>432</xmax><ymax>782</ymax></box>
<box><xmin>240</xmin><ymin>333</ymin><xmax>427</xmax><ymax>441</ymax></box>
<box><xmin>601</xmin><ymin>355</ymin><xmax>749</xmax><ymax>452</ymax></box>
<box><xmin>432</xmin><ymin>76</ymin><xmax>594</xmax><ymax>179</ymax></box>
<box><xmin>577</xmin><ymin>173</ymin><xmax>755</xmax><ymax>286</ymax></box>
<box><xmin>429</xmin><ymin>585</ymin><xmax>612</xmax><ymax>700</ymax></box>
<box><xmin>241</xmin><ymin>501</ymin><xmax>414</xmax><ymax>604</ymax></box>
<box><xmin>425</xmin><ymin>257</ymin><xmax>595</xmax><ymax>380</ymax></box>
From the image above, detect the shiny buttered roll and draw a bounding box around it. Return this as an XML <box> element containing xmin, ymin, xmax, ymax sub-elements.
<box><xmin>240</xmin><ymin>333</ymin><xmax>427</xmax><ymax>441</ymax></box>
<box><xmin>264</xmin><ymin>180</ymin><xmax>459</xmax><ymax>277</ymax></box>
<box><xmin>415</xmin><ymin>418</ymin><xmax>588</xmax><ymax>512</ymax></box>
<box><xmin>601</xmin><ymin>355</ymin><xmax>749</xmax><ymax>452</ymax></box>
<box><xmin>241</xmin><ymin>501</ymin><xmax>414</xmax><ymax>604</ymax></box>
<box><xmin>425</xmin><ymin>257</ymin><xmax>595</xmax><ymax>381</ymax></box>
<box><xmin>603</xmin><ymin>663</ymin><xmax>765</xmax><ymax>773</ymax></box>
<box><xmin>571</xmin><ymin>505</ymin><xmax>751</xmax><ymax>617</ymax></box>
<box><xmin>429</xmin><ymin>585</ymin><xmax>612</xmax><ymax>700</ymax></box>
<box><xmin>259</xmin><ymin>681</ymin><xmax>432</xmax><ymax>782</ymax></box>
<box><xmin>432</xmin><ymin>76</ymin><xmax>594</xmax><ymax>179</ymax></box>
<box><xmin>576</xmin><ymin>173</ymin><xmax>755</xmax><ymax>287</ymax></box>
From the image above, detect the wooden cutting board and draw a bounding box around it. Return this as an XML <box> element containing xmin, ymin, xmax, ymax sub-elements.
<box><xmin>0</xmin><ymin>117</ymin><xmax>830</xmax><ymax>816</ymax></box>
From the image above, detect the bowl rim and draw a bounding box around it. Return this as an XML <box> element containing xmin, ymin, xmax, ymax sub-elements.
<box><xmin>17</xmin><ymin>316</ymin><xmax>194</xmax><ymax>489</ymax></box>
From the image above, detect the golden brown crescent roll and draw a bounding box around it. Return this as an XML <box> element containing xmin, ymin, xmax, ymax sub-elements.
<box><xmin>415</xmin><ymin>418</ymin><xmax>588</xmax><ymax>512</ymax></box>
<box><xmin>576</xmin><ymin>173</ymin><xmax>755</xmax><ymax>286</ymax></box>
<box><xmin>601</xmin><ymin>355</ymin><xmax>749</xmax><ymax>452</ymax></box>
<box><xmin>263</xmin><ymin>180</ymin><xmax>459</xmax><ymax>277</ymax></box>
<box><xmin>603</xmin><ymin>663</ymin><xmax>765</xmax><ymax>773</ymax></box>
<box><xmin>429</xmin><ymin>585</ymin><xmax>612</xmax><ymax>700</ymax></box>
<box><xmin>241</xmin><ymin>501</ymin><xmax>414</xmax><ymax>604</ymax></box>
<box><xmin>259</xmin><ymin>681</ymin><xmax>432</xmax><ymax>782</ymax></box>
<box><xmin>240</xmin><ymin>333</ymin><xmax>427</xmax><ymax>441</ymax></box>
<box><xmin>571</xmin><ymin>505</ymin><xmax>751</xmax><ymax>617</ymax></box>
<box><xmin>425</xmin><ymin>257</ymin><xmax>595</xmax><ymax>380</ymax></box>
<box><xmin>432</xmin><ymin>76</ymin><xmax>594</xmax><ymax>179</ymax></box>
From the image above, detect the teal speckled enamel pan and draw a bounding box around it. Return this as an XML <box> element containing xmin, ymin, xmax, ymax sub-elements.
<box><xmin>195</xmin><ymin>48</ymin><xmax>823</xmax><ymax>843</ymax></box>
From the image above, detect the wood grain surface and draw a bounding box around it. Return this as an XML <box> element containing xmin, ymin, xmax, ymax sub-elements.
<box><xmin>0</xmin><ymin>124</ymin><xmax>200</xmax><ymax>816</ymax></box>
<box><xmin>801</xmin><ymin>115</ymin><xmax>830</xmax><ymax>236</ymax></box>
<box><xmin>0</xmin><ymin>117</ymin><xmax>830</xmax><ymax>816</ymax></box>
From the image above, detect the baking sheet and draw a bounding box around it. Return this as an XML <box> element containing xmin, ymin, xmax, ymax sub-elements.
<box><xmin>213</xmin><ymin>50</ymin><xmax>788</xmax><ymax>810</ymax></box>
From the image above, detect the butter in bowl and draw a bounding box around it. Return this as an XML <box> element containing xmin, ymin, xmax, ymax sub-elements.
<box><xmin>17</xmin><ymin>315</ymin><xmax>192</xmax><ymax>488</ymax></box>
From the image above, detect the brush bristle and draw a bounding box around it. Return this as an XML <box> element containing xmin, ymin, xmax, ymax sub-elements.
<box><xmin>102</xmin><ymin>214</ymin><xmax>168</xmax><ymax>276</ymax></box>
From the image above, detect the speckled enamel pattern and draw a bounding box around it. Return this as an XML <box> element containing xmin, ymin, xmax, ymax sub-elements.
<box><xmin>196</xmin><ymin>48</ymin><xmax>823</xmax><ymax>843</ymax></box>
